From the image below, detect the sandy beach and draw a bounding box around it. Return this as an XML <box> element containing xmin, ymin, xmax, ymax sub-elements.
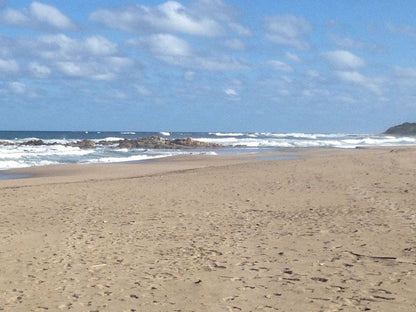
<box><xmin>0</xmin><ymin>148</ymin><xmax>415</xmax><ymax>311</ymax></box>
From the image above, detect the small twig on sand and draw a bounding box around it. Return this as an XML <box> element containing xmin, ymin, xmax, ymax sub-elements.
<box><xmin>347</xmin><ymin>251</ymin><xmax>396</xmax><ymax>260</ymax></box>
<box><xmin>346</xmin><ymin>251</ymin><xmax>416</xmax><ymax>265</ymax></box>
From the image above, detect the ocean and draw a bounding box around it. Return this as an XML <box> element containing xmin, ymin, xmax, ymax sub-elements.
<box><xmin>0</xmin><ymin>131</ymin><xmax>415</xmax><ymax>171</ymax></box>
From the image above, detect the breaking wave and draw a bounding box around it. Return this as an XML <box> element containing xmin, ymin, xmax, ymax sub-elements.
<box><xmin>1</xmin><ymin>131</ymin><xmax>415</xmax><ymax>170</ymax></box>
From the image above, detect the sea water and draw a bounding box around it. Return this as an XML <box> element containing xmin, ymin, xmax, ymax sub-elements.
<box><xmin>0</xmin><ymin>131</ymin><xmax>415</xmax><ymax>170</ymax></box>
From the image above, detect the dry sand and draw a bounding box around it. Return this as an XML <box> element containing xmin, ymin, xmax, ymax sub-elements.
<box><xmin>0</xmin><ymin>148</ymin><xmax>415</xmax><ymax>311</ymax></box>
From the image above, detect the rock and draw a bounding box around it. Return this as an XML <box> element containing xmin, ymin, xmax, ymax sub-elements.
<box><xmin>384</xmin><ymin>122</ymin><xmax>416</xmax><ymax>136</ymax></box>
<box><xmin>9</xmin><ymin>136</ymin><xmax>223</xmax><ymax>150</ymax></box>
<box><xmin>66</xmin><ymin>139</ymin><xmax>96</xmax><ymax>149</ymax></box>
<box><xmin>0</xmin><ymin>141</ymin><xmax>14</xmax><ymax>146</ymax></box>
<box><xmin>116</xmin><ymin>136</ymin><xmax>222</xmax><ymax>149</ymax></box>
<box><xmin>20</xmin><ymin>139</ymin><xmax>45</xmax><ymax>146</ymax></box>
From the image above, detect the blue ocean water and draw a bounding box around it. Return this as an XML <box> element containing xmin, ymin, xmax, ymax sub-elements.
<box><xmin>0</xmin><ymin>131</ymin><xmax>415</xmax><ymax>170</ymax></box>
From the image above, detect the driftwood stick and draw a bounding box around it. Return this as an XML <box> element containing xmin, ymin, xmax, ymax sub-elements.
<box><xmin>347</xmin><ymin>251</ymin><xmax>396</xmax><ymax>260</ymax></box>
<box><xmin>346</xmin><ymin>251</ymin><xmax>416</xmax><ymax>265</ymax></box>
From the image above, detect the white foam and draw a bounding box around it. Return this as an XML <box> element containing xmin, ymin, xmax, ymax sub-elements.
<box><xmin>2</xmin><ymin>132</ymin><xmax>416</xmax><ymax>170</ymax></box>
<box><xmin>0</xmin><ymin>145</ymin><xmax>94</xmax><ymax>170</ymax></box>
<box><xmin>195</xmin><ymin>137</ymin><xmax>240</xmax><ymax>144</ymax></box>
<box><xmin>0</xmin><ymin>160</ymin><xmax>27</xmax><ymax>170</ymax></box>
<box><xmin>160</xmin><ymin>132</ymin><xmax>171</xmax><ymax>136</ymax></box>
<box><xmin>13</xmin><ymin>137</ymin><xmax>42</xmax><ymax>144</ymax></box>
<box><xmin>99</xmin><ymin>137</ymin><xmax>124</xmax><ymax>142</ymax></box>
<box><xmin>209</xmin><ymin>132</ymin><xmax>245</xmax><ymax>137</ymax></box>
<box><xmin>121</xmin><ymin>132</ymin><xmax>136</xmax><ymax>135</ymax></box>
<box><xmin>0</xmin><ymin>159</ymin><xmax>59</xmax><ymax>170</ymax></box>
<box><xmin>83</xmin><ymin>154</ymin><xmax>169</xmax><ymax>164</ymax></box>
<box><xmin>200</xmin><ymin>133</ymin><xmax>416</xmax><ymax>148</ymax></box>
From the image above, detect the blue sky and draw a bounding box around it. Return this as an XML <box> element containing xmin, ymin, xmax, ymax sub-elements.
<box><xmin>1</xmin><ymin>0</ymin><xmax>416</xmax><ymax>132</ymax></box>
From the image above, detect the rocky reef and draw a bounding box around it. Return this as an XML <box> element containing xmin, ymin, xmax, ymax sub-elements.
<box><xmin>112</xmin><ymin>137</ymin><xmax>221</xmax><ymax>149</ymax></box>
<box><xmin>384</xmin><ymin>122</ymin><xmax>416</xmax><ymax>136</ymax></box>
<box><xmin>0</xmin><ymin>136</ymin><xmax>222</xmax><ymax>149</ymax></box>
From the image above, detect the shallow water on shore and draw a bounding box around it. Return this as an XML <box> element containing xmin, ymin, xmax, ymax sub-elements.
<box><xmin>1</xmin><ymin>131</ymin><xmax>416</xmax><ymax>171</ymax></box>
<box><xmin>255</xmin><ymin>155</ymin><xmax>301</xmax><ymax>161</ymax></box>
<box><xmin>0</xmin><ymin>173</ymin><xmax>30</xmax><ymax>180</ymax></box>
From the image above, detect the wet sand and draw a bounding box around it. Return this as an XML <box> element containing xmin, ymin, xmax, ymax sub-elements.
<box><xmin>0</xmin><ymin>148</ymin><xmax>415</xmax><ymax>311</ymax></box>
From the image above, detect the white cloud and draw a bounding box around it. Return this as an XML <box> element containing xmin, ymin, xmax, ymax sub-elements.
<box><xmin>302</xmin><ymin>89</ymin><xmax>314</xmax><ymax>97</ymax></box>
<box><xmin>335</xmin><ymin>95</ymin><xmax>357</xmax><ymax>104</ymax></box>
<box><xmin>336</xmin><ymin>70</ymin><xmax>365</xmax><ymax>83</ymax></box>
<box><xmin>56</xmin><ymin>61</ymin><xmax>115</xmax><ymax>81</ymax></box>
<box><xmin>329</xmin><ymin>35</ymin><xmax>383</xmax><ymax>53</ymax></box>
<box><xmin>29</xmin><ymin>62</ymin><xmax>51</xmax><ymax>78</ymax></box>
<box><xmin>191</xmin><ymin>0</ymin><xmax>234</xmax><ymax>21</ymax></box>
<box><xmin>387</xmin><ymin>23</ymin><xmax>416</xmax><ymax>37</ymax></box>
<box><xmin>157</xmin><ymin>1</ymin><xmax>222</xmax><ymax>36</ymax></box>
<box><xmin>224</xmin><ymin>88</ymin><xmax>238</xmax><ymax>96</ymax></box>
<box><xmin>56</xmin><ymin>57</ymin><xmax>133</xmax><ymax>81</ymax></box>
<box><xmin>393</xmin><ymin>66</ymin><xmax>416</xmax><ymax>88</ymax></box>
<box><xmin>90</xmin><ymin>1</ymin><xmax>223</xmax><ymax>37</ymax></box>
<box><xmin>34</xmin><ymin>34</ymin><xmax>78</xmax><ymax>60</ymax></box>
<box><xmin>324</xmin><ymin>50</ymin><xmax>365</xmax><ymax>69</ymax></box>
<box><xmin>33</xmin><ymin>34</ymin><xmax>119</xmax><ymax>59</ymax></box>
<box><xmin>335</xmin><ymin>70</ymin><xmax>382</xmax><ymax>94</ymax></box>
<box><xmin>191</xmin><ymin>0</ymin><xmax>253</xmax><ymax>36</ymax></box>
<box><xmin>329</xmin><ymin>35</ymin><xmax>365</xmax><ymax>49</ymax></box>
<box><xmin>268</xmin><ymin>60</ymin><xmax>294</xmax><ymax>73</ymax></box>
<box><xmin>30</xmin><ymin>2</ymin><xmax>75</xmax><ymax>30</ymax></box>
<box><xmin>56</xmin><ymin>62</ymin><xmax>87</xmax><ymax>77</ymax></box>
<box><xmin>20</xmin><ymin>34</ymin><xmax>132</xmax><ymax>80</ymax></box>
<box><xmin>184</xmin><ymin>71</ymin><xmax>196</xmax><ymax>81</ymax></box>
<box><xmin>0</xmin><ymin>8</ymin><xmax>29</xmax><ymax>25</ymax></box>
<box><xmin>0</xmin><ymin>35</ymin><xmax>14</xmax><ymax>57</ymax></box>
<box><xmin>192</xmin><ymin>0</ymin><xmax>252</xmax><ymax>36</ymax></box>
<box><xmin>264</xmin><ymin>15</ymin><xmax>312</xmax><ymax>49</ymax></box>
<box><xmin>135</xmin><ymin>85</ymin><xmax>152</xmax><ymax>96</ymax></box>
<box><xmin>0</xmin><ymin>1</ymin><xmax>76</xmax><ymax>30</ymax></box>
<box><xmin>9</xmin><ymin>81</ymin><xmax>26</xmax><ymax>94</ymax></box>
<box><xmin>113</xmin><ymin>90</ymin><xmax>127</xmax><ymax>99</ymax></box>
<box><xmin>128</xmin><ymin>33</ymin><xmax>249</xmax><ymax>71</ymax></box>
<box><xmin>224</xmin><ymin>87</ymin><xmax>241</xmax><ymax>100</ymax></box>
<box><xmin>163</xmin><ymin>55</ymin><xmax>249</xmax><ymax>71</ymax></box>
<box><xmin>146</xmin><ymin>34</ymin><xmax>192</xmax><ymax>57</ymax></box>
<box><xmin>285</xmin><ymin>52</ymin><xmax>300</xmax><ymax>62</ymax></box>
<box><xmin>109</xmin><ymin>57</ymin><xmax>133</xmax><ymax>68</ymax></box>
<box><xmin>0</xmin><ymin>58</ymin><xmax>19</xmax><ymax>73</ymax></box>
<box><xmin>228</xmin><ymin>22</ymin><xmax>252</xmax><ymax>36</ymax></box>
<box><xmin>306</xmin><ymin>70</ymin><xmax>320</xmax><ymax>78</ymax></box>
<box><xmin>224</xmin><ymin>39</ymin><xmax>246</xmax><ymax>50</ymax></box>
<box><xmin>85</xmin><ymin>36</ymin><xmax>118</xmax><ymax>56</ymax></box>
<box><xmin>223</xmin><ymin>79</ymin><xmax>243</xmax><ymax>100</ymax></box>
<box><xmin>8</xmin><ymin>80</ymin><xmax>38</xmax><ymax>97</ymax></box>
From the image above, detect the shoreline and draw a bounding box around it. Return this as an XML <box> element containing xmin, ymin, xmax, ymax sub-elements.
<box><xmin>2</xmin><ymin>131</ymin><xmax>416</xmax><ymax>173</ymax></box>
<box><xmin>1</xmin><ymin>146</ymin><xmax>415</xmax><ymax>311</ymax></box>
<box><xmin>0</xmin><ymin>149</ymin><xmax>301</xmax><ymax>183</ymax></box>
<box><xmin>0</xmin><ymin>145</ymin><xmax>404</xmax><ymax>176</ymax></box>
<box><xmin>0</xmin><ymin>145</ymin><xmax>407</xmax><ymax>181</ymax></box>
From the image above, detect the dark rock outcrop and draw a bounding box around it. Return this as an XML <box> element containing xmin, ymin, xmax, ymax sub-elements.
<box><xmin>0</xmin><ymin>141</ymin><xmax>14</xmax><ymax>146</ymax></box>
<box><xmin>384</xmin><ymin>122</ymin><xmax>416</xmax><ymax>136</ymax></box>
<box><xmin>66</xmin><ymin>139</ymin><xmax>96</xmax><ymax>149</ymax></box>
<box><xmin>116</xmin><ymin>136</ymin><xmax>221</xmax><ymax>149</ymax></box>
<box><xmin>13</xmin><ymin>136</ymin><xmax>222</xmax><ymax>149</ymax></box>
<box><xmin>20</xmin><ymin>139</ymin><xmax>45</xmax><ymax>146</ymax></box>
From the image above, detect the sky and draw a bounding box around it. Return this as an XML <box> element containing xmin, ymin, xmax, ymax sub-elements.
<box><xmin>1</xmin><ymin>0</ymin><xmax>416</xmax><ymax>133</ymax></box>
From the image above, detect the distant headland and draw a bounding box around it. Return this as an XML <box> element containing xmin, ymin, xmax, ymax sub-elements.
<box><xmin>384</xmin><ymin>122</ymin><xmax>416</xmax><ymax>136</ymax></box>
